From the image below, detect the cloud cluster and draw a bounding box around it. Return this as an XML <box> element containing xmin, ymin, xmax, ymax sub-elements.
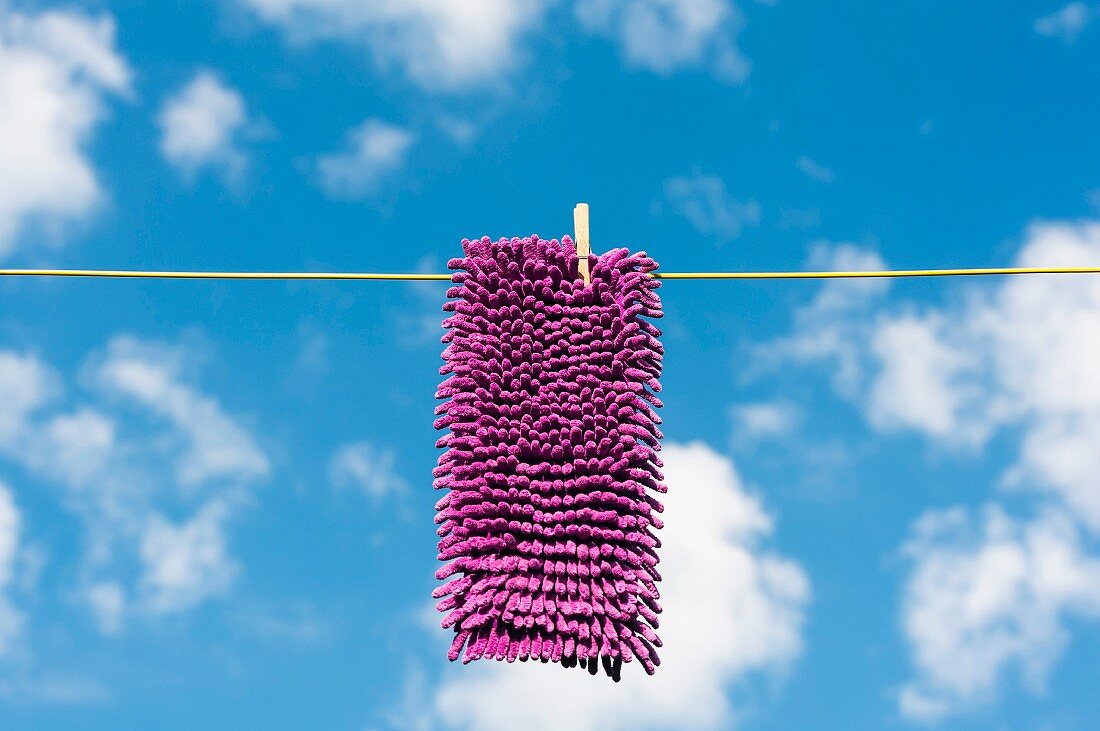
<box><xmin>752</xmin><ymin>241</ymin><xmax>889</xmax><ymax>397</ymax></box>
<box><xmin>237</xmin><ymin>0</ymin><xmax>546</xmax><ymax>91</ymax></box>
<box><xmin>899</xmin><ymin>506</ymin><xmax>1100</xmax><ymax>722</ymax></box>
<box><xmin>765</xmin><ymin>223</ymin><xmax>1100</xmax><ymax>524</ymax></box>
<box><xmin>4</xmin><ymin>2</ymin><xmax>765</xmax><ymax>225</ymax></box>
<box><xmin>238</xmin><ymin>0</ymin><xmax>754</xmax><ymax>91</ymax></box>
<box><xmin>0</xmin><ymin>2</ymin><xmax>763</xmax><ymax>217</ymax></box>
<box><xmin>231</xmin><ymin>1</ymin><xmax>759</xmax><ymax>202</ymax></box>
<box><xmin>0</xmin><ymin>337</ymin><xmax>268</xmax><ymax>636</ymax></box>
<box><xmin>755</xmin><ymin>221</ymin><xmax>1100</xmax><ymax>721</ymax></box>
<box><xmin>412</xmin><ymin>442</ymin><xmax>809</xmax><ymax>731</ymax></box>
<box><xmin>0</xmin><ymin>8</ymin><xmax>130</xmax><ymax>256</ymax></box>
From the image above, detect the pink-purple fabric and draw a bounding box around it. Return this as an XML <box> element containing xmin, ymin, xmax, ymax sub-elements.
<box><xmin>432</xmin><ymin>235</ymin><xmax>666</xmax><ymax>680</ymax></box>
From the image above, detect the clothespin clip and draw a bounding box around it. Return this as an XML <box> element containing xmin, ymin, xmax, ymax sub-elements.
<box><xmin>573</xmin><ymin>203</ymin><xmax>591</xmax><ymax>284</ymax></box>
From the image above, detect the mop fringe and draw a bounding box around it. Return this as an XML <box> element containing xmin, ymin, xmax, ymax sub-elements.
<box><xmin>433</xmin><ymin>235</ymin><xmax>665</xmax><ymax>680</ymax></box>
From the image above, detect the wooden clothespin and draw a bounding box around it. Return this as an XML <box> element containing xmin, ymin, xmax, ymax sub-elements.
<box><xmin>573</xmin><ymin>203</ymin><xmax>591</xmax><ymax>284</ymax></box>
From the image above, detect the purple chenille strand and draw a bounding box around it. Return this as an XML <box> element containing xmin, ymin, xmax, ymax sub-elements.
<box><xmin>432</xmin><ymin>235</ymin><xmax>666</xmax><ymax>681</ymax></box>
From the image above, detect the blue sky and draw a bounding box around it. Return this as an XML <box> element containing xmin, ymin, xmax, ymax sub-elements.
<box><xmin>1</xmin><ymin>0</ymin><xmax>1100</xmax><ymax>728</ymax></box>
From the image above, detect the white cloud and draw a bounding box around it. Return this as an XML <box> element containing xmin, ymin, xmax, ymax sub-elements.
<box><xmin>0</xmin><ymin>8</ymin><xmax>130</xmax><ymax>256</ymax></box>
<box><xmin>235</xmin><ymin>0</ymin><xmax>765</xmax><ymax>97</ymax></box>
<box><xmin>752</xmin><ymin>239</ymin><xmax>987</xmax><ymax>450</ymax></box>
<box><xmin>237</xmin><ymin>1</ymin><xmax>758</xmax><ymax>90</ymax></box>
<box><xmin>731</xmin><ymin>400</ymin><xmax>800</xmax><ymax>442</ymax></box>
<box><xmin>0</xmin><ymin>352</ymin><xmax>58</xmax><ymax>441</ymax></box>
<box><xmin>795</xmin><ymin>156</ymin><xmax>834</xmax><ymax>183</ymax></box>
<box><xmin>822</xmin><ymin>223</ymin><xmax>1100</xmax><ymax>528</ymax></box>
<box><xmin>664</xmin><ymin>171</ymin><xmax>761</xmax><ymax>241</ymax></box>
<box><xmin>315</xmin><ymin>119</ymin><xmax>414</xmax><ymax>200</ymax></box>
<box><xmin>237</xmin><ymin>0</ymin><xmax>545</xmax><ymax>91</ymax></box>
<box><xmin>899</xmin><ymin>506</ymin><xmax>1100</xmax><ymax>722</ymax></box>
<box><xmin>40</xmin><ymin>408</ymin><xmax>116</xmax><ymax>486</ymax></box>
<box><xmin>420</xmin><ymin>442</ymin><xmax>809</xmax><ymax>731</ymax></box>
<box><xmin>865</xmin><ymin>313</ymin><xmax>987</xmax><ymax>444</ymax></box>
<box><xmin>158</xmin><ymin>71</ymin><xmax>250</xmax><ymax>184</ymax></box>
<box><xmin>94</xmin><ymin>336</ymin><xmax>269</xmax><ymax>488</ymax></box>
<box><xmin>752</xmin><ymin>241</ymin><xmax>889</xmax><ymax>397</ymax></box>
<box><xmin>0</xmin><ymin>337</ymin><xmax>268</xmax><ymax>630</ymax></box>
<box><xmin>754</xmin><ymin>221</ymin><xmax>1100</xmax><ymax>720</ymax></box>
<box><xmin>577</xmin><ymin>0</ymin><xmax>751</xmax><ymax>82</ymax></box>
<box><xmin>140</xmin><ymin>502</ymin><xmax>238</xmax><ymax>613</ymax></box>
<box><xmin>0</xmin><ymin>354</ymin><xmax>114</xmax><ymax>490</ymax></box>
<box><xmin>330</xmin><ymin>441</ymin><xmax>408</xmax><ymax>498</ymax></box>
<box><xmin>1034</xmin><ymin>3</ymin><xmax>1096</xmax><ymax>43</ymax></box>
<box><xmin>0</xmin><ymin>483</ymin><xmax>23</xmax><ymax>653</ymax></box>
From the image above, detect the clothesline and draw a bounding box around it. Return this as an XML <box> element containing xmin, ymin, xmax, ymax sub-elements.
<box><xmin>2</xmin><ymin>267</ymin><xmax>1100</xmax><ymax>280</ymax></box>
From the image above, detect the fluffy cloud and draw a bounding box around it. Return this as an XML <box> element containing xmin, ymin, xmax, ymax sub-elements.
<box><xmin>752</xmin><ymin>241</ymin><xmax>889</xmax><ymax>397</ymax></box>
<box><xmin>864</xmin><ymin>312</ymin><xmax>986</xmax><ymax>443</ymax></box>
<box><xmin>315</xmin><ymin>119</ymin><xmax>415</xmax><ymax>200</ymax></box>
<box><xmin>1034</xmin><ymin>3</ymin><xmax>1096</xmax><ymax>43</ymax></box>
<box><xmin>0</xmin><ymin>337</ymin><xmax>268</xmax><ymax>630</ymax></box>
<box><xmin>158</xmin><ymin>71</ymin><xmax>251</xmax><ymax>184</ymax></box>
<box><xmin>663</xmin><ymin>171</ymin><xmax>761</xmax><ymax>241</ymax></box>
<box><xmin>755</xmin><ymin>220</ymin><xmax>1100</xmax><ymax>720</ymax></box>
<box><xmin>94</xmin><ymin>337</ymin><xmax>269</xmax><ymax>488</ymax></box>
<box><xmin>236</xmin><ymin>0</ymin><xmax>545</xmax><ymax>91</ymax></box>
<box><xmin>0</xmin><ymin>483</ymin><xmax>22</xmax><ymax>653</ymax></box>
<box><xmin>237</xmin><ymin>0</ymin><xmax>756</xmax><ymax>90</ymax></box>
<box><xmin>899</xmin><ymin>507</ymin><xmax>1100</xmax><ymax>722</ymax></box>
<box><xmin>0</xmin><ymin>8</ymin><xmax>130</xmax><ymax>256</ymax></box>
<box><xmin>140</xmin><ymin>501</ymin><xmax>239</xmax><ymax>613</ymax></box>
<box><xmin>0</xmin><ymin>352</ymin><xmax>58</xmax><ymax>441</ymax></box>
<box><xmin>330</xmin><ymin>441</ymin><xmax>408</xmax><ymax>498</ymax></box>
<box><xmin>787</xmin><ymin>223</ymin><xmax>1100</xmax><ymax>527</ymax></box>
<box><xmin>576</xmin><ymin>0</ymin><xmax>751</xmax><ymax>82</ymax></box>
<box><xmin>419</xmin><ymin>442</ymin><xmax>809</xmax><ymax>731</ymax></box>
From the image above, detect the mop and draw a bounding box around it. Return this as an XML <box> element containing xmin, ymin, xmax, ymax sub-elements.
<box><xmin>432</xmin><ymin>234</ymin><xmax>665</xmax><ymax>680</ymax></box>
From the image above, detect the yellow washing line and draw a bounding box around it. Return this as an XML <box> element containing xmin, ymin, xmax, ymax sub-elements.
<box><xmin>3</xmin><ymin>267</ymin><xmax>1100</xmax><ymax>280</ymax></box>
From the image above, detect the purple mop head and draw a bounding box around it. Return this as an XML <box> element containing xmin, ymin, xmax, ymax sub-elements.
<box><xmin>432</xmin><ymin>235</ymin><xmax>665</xmax><ymax>680</ymax></box>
